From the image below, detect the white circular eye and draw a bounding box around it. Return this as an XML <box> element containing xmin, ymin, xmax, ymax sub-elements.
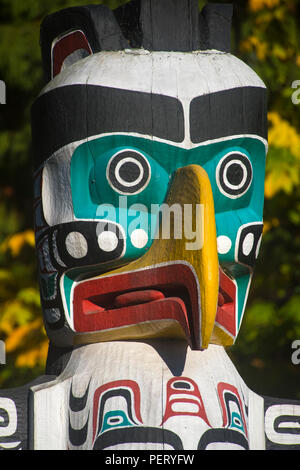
<box><xmin>223</xmin><ymin>160</ymin><xmax>248</xmax><ymax>191</ymax></box>
<box><xmin>216</xmin><ymin>152</ymin><xmax>253</xmax><ymax>199</ymax></box>
<box><xmin>115</xmin><ymin>157</ymin><xmax>144</xmax><ymax>188</ymax></box>
<box><xmin>65</xmin><ymin>231</ymin><xmax>88</xmax><ymax>259</ymax></box>
<box><xmin>98</xmin><ymin>230</ymin><xmax>119</xmax><ymax>252</ymax></box>
<box><xmin>107</xmin><ymin>150</ymin><xmax>151</xmax><ymax>195</ymax></box>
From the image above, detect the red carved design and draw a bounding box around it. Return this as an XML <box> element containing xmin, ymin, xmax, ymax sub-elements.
<box><xmin>73</xmin><ymin>263</ymin><xmax>198</xmax><ymax>344</ymax></box>
<box><xmin>217</xmin><ymin>382</ymin><xmax>248</xmax><ymax>438</ymax></box>
<box><xmin>92</xmin><ymin>380</ymin><xmax>143</xmax><ymax>440</ymax></box>
<box><xmin>215</xmin><ymin>269</ymin><xmax>236</xmax><ymax>337</ymax></box>
<box><xmin>161</xmin><ymin>377</ymin><xmax>210</xmax><ymax>426</ymax></box>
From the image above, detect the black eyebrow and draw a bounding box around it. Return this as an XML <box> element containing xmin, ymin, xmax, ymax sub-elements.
<box><xmin>189</xmin><ymin>86</ymin><xmax>268</xmax><ymax>144</ymax></box>
<box><xmin>31</xmin><ymin>84</ymin><xmax>184</xmax><ymax>169</ymax></box>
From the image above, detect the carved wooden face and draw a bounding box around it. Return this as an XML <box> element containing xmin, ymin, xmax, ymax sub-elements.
<box><xmin>32</xmin><ymin>49</ymin><xmax>267</xmax><ymax>348</ymax></box>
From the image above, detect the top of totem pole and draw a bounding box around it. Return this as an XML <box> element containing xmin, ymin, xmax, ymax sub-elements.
<box><xmin>40</xmin><ymin>0</ymin><xmax>233</xmax><ymax>83</ymax></box>
<box><xmin>31</xmin><ymin>0</ymin><xmax>268</xmax><ymax>352</ymax></box>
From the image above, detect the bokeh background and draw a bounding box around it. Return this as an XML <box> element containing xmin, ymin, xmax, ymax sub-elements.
<box><xmin>0</xmin><ymin>0</ymin><xmax>299</xmax><ymax>399</ymax></box>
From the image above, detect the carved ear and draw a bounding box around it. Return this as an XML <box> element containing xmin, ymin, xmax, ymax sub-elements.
<box><xmin>51</xmin><ymin>30</ymin><xmax>92</xmax><ymax>79</ymax></box>
<box><xmin>40</xmin><ymin>5</ymin><xmax>128</xmax><ymax>82</ymax></box>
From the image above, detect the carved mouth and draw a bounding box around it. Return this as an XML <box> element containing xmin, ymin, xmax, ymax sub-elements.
<box><xmin>73</xmin><ymin>263</ymin><xmax>235</xmax><ymax>348</ymax></box>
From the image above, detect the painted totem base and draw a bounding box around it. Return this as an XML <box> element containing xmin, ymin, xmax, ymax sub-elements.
<box><xmin>1</xmin><ymin>340</ymin><xmax>299</xmax><ymax>450</ymax></box>
<box><xmin>0</xmin><ymin>340</ymin><xmax>300</xmax><ymax>451</ymax></box>
<box><xmin>30</xmin><ymin>341</ymin><xmax>264</xmax><ymax>450</ymax></box>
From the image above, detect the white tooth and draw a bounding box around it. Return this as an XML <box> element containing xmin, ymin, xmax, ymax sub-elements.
<box><xmin>217</xmin><ymin>235</ymin><xmax>232</xmax><ymax>254</ymax></box>
<box><xmin>98</xmin><ymin>231</ymin><xmax>118</xmax><ymax>252</ymax></box>
<box><xmin>242</xmin><ymin>232</ymin><xmax>255</xmax><ymax>256</ymax></box>
<box><xmin>65</xmin><ymin>231</ymin><xmax>88</xmax><ymax>259</ymax></box>
<box><xmin>130</xmin><ymin>229</ymin><xmax>148</xmax><ymax>249</ymax></box>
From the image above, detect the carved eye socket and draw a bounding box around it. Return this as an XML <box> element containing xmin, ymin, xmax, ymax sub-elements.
<box><xmin>216</xmin><ymin>152</ymin><xmax>253</xmax><ymax>198</ymax></box>
<box><xmin>106</xmin><ymin>150</ymin><xmax>151</xmax><ymax>195</ymax></box>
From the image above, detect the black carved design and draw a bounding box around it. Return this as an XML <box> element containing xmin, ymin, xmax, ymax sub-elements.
<box><xmin>68</xmin><ymin>413</ymin><xmax>89</xmax><ymax>447</ymax></box>
<box><xmin>236</xmin><ymin>222</ymin><xmax>263</xmax><ymax>268</ymax></box>
<box><xmin>96</xmin><ymin>389</ymin><xmax>140</xmax><ymax>438</ymax></box>
<box><xmin>93</xmin><ymin>426</ymin><xmax>183</xmax><ymax>450</ymax></box>
<box><xmin>36</xmin><ymin>219</ymin><xmax>125</xmax><ymax>332</ymax></box>
<box><xmin>264</xmin><ymin>397</ymin><xmax>300</xmax><ymax>450</ymax></box>
<box><xmin>68</xmin><ymin>381</ymin><xmax>91</xmax><ymax>447</ymax></box>
<box><xmin>198</xmin><ymin>428</ymin><xmax>249</xmax><ymax>450</ymax></box>
<box><xmin>69</xmin><ymin>381</ymin><xmax>90</xmax><ymax>412</ymax></box>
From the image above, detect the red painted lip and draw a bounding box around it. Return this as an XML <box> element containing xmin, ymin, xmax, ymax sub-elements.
<box><xmin>73</xmin><ymin>263</ymin><xmax>236</xmax><ymax>347</ymax></box>
<box><xmin>215</xmin><ymin>269</ymin><xmax>236</xmax><ymax>338</ymax></box>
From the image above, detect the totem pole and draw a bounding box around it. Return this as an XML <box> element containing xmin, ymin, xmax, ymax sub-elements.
<box><xmin>0</xmin><ymin>0</ymin><xmax>299</xmax><ymax>451</ymax></box>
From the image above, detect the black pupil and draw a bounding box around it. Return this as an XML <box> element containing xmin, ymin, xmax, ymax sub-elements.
<box><xmin>226</xmin><ymin>163</ymin><xmax>244</xmax><ymax>186</ymax></box>
<box><xmin>118</xmin><ymin>161</ymin><xmax>141</xmax><ymax>183</ymax></box>
<box><xmin>110</xmin><ymin>417</ymin><xmax>122</xmax><ymax>423</ymax></box>
<box><xmin>173</xmin><ymin>381</ymin><xmax>192</xmax><ymax>390</ymax></box>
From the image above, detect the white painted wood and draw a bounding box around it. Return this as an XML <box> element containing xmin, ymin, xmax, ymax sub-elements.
<box><xmin>30</xmin><ymin>341</ymin><xmax>256</xmax><ymax>450</ymax></box>
<box><xmin>38</xmin><ymin>51</ymin><xmax>266</xmax><ymax>151</ymax></box>
<box><xmin>31</xmin><ymin>377</ymin><xmax>71</xmax><ymax>450</ymax></box>
<box><xmin>248</xmin><ymin>389</ymin><xmax>266</xmax><ymax>449</ymax></box>
<box><xmin>41</xmin><ymin>50</ymin><xmax>266</xmax><ymax>99</ymax></box>
<box><xmin>265</xmin><ymin>404</ymin><xmax>300</xmax><ymax>446</ymax></box>
<box><xmin>42</xmin><ymin>147</ymin><xmax>75</xmax><ymax>226</ymax></box>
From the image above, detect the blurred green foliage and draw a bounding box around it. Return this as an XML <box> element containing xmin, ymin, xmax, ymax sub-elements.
<box><xmin>226</xmin><ymin>0</ymin><xmax>300</xmax><ymax>400</ymax></box>
<box><xmin>0</xmin><ymin>0</ymin><xmax>299</xmax><ymax>399</ymax></box>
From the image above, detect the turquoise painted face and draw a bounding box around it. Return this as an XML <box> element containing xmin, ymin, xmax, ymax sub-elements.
<box><xmin>70</xmin><ymin>134</ymin><xmax>266</xmax><ymax>340</ymax></box>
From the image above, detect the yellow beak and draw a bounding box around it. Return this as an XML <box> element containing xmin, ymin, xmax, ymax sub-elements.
<box><xmin>154</xmin><ymin>164</ymin><xmax>219</xmax><ymax>348</ymax></box>
<box><xmin>75</xmin><ymin>165</ymin><xmax>219</xmax><ymax>349</ymax></box>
